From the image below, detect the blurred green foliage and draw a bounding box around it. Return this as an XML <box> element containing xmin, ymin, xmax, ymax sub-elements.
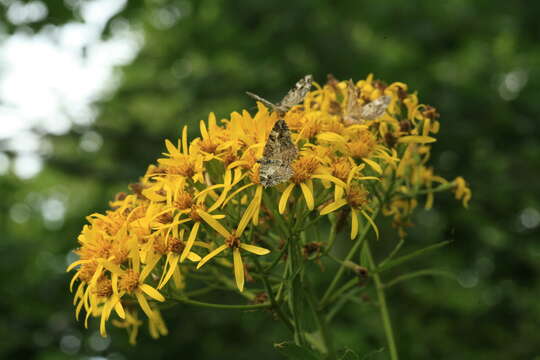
<box><xmin>1</xmin><ymin>0</ymin><xmax>539</xmax><ymax>359</ymax></box>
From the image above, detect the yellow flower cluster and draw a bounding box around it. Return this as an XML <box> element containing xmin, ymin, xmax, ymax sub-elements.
<box><xmin>67</xmin><ymin>74</ymin><xmax>471</xmax><ymax>342</ymax></box>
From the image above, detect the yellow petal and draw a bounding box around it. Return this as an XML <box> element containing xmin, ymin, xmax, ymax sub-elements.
<box><xmin>198</xmin><ymin>210</ymin><xmax>231</xmax><ymax>238</ymax></box>
<box><xmin>362</xmin><ymin>158</ymin><xmax>382</xmax><ymax>174</ymax></box>
<box><xmin>317</xmin><ymin>132</ymin><xmax>346</xmax><ymax>143</ymax></box>
<box><xmin>422</xmin><ymin>118</ymin><xmax>431</xmax><ymax>136</ymax></box>
<box><xmin>300</xmin><ymin>182</ymin><xmax>314</xmax><ymax>210</ymax></box>
<box><xmin>142</xmin><ymin>188</ymin><xmax>166</xmax><ymax>201</ymax></box>
<box><xmin>172</xmin><ymin>265</ymin><xmax>184</xmax><ymax>289</ymax></box>
<box><xmin>135</xmin><ymin>291</ymin><xmax>155</xmax><ymax>319</ymax></box>
<box><xmin>187</xmin><ymin>252</ymin><xmax>201</xmax><ymax>262</ymax></box>
<box><xmin>351</xmin><ymin>208</ymin><xmax>359</xmax><ymax>240</ymax></box>
<box><xmin>357</xmin><ymin>176</ymin><xmax>380</xmax><ymax>181</ymax></box>
<box><xmin>312</xmin><ymin>174</ymin><xmax>347</xmax><ymax>189</ymax></box>
<box><xmin>99</xmin><ymin>299</ymin><xmax>115</xmax><ymax>337</ymax></box>
<box><xmin>165</xmin><ymin>139</ymin><xmax>179</xmax><ymax>155</ymax></box>
<box><xmin>66</xmin><ymin>259</ymin><xmax>89</xmax><ymax>272</ymax></box>
<box><xmin>200</xmin><ymin>119</ymin><xmax>209</xmax><ymax>139</ymax></box>
<box><xmin>182</xmin><ymin>126</ymin><xmax>188</xmax><ymax>155</ymax></box>
<box><xmin>114</xmin><ymin>300</ymin><xmax>125</xmax><ymax>319</ymax></box>
<box><xmin>131</xmin><ymin>248</ymin><xmax>140</xmax><ymax>273</ymax></box>
<box><xmin>398</xmin><ymin>135</ymin><xmax>436</xmax><ymax>144</ymax></box>
<box><xmin>180</xmin><ymin>222</ymin><xmax>200</xmax><ymax>262</ymax></box>
<box><xmin>346</xmin><ymin>166</ymin><xmax>359</xmax><ymax>186</ymax></box>
<box><xmin>139</xmin><ymin>284</ymin><xmax>165</xmax><ymax>302</ymax></box>
<box><xmin>196</xmin><ymin>244</ymin><xmax>228</xmax><ymax>269</ymax></box>
<box><xmin>69</xmin><ymin>272</ymin><xmax>79</xmax><ymax>292</ymax></box>
<box><xmin>111</xmin><ymin>273</ymin><xmax>119</xmax><ymax>295</ymax></box>
<box><xmin>252</xmin><ymin>185</ymin><xmax>263</xmax><ymax>225</ymax></box>
<box><xmin>240</xmin><ymin>243</ymin><xmax>270</xmax><ymax>255</ymax></box>
<box><xmin>158</xmin><ymin>254</ymin><xmax>178</xmax><ymax>289</ymax></box>
<box><xmin>361</xmin><ymin>209</ymin><xmax>379</xmax><ymax>240</ymax></box>
<box><xmin>237</xmin><ymin>196</ymin><xmax>258</xmax><ymax>237</ymax></box>
<box><xmin>209</xmin><ymin>170</ymin><xmax>232</xmax><ymax>211</ymax></box>
<box><xmin>335</xmin><ymin>185</ymin><xmax>344</xmax><ymax>202</ymax></box>
<box><xmin>140</xmin><ymin>252</ymin><xmax>161</xmax><ymax>282</ymax></box>
<box><xmin>320</xmin><ymin>199</ymin><xmax>348</xmax><ymax>215</ymax></box>
<box><xmin>233</xmin><ymin>248</ymin><xmax>245</xmax><ymax>292</ymax></box>
<box><xmin>279</xmin><ymin>183</ymin><xmax>296</xmax><ymax>214</ymax></box>
<box><xmin>222</xmin><ymin>183</ymin><xmax>254</xmax><ymax>206</ymax></box>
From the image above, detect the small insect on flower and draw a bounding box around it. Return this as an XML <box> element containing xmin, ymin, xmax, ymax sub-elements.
<box><xmin>247</xmin><ymin>75</ymin><xmax>313</xmax><ymax>187</ymax></box>
<box><xmin>343</xmin><ymin>80</ymin><xmax>391</xmax><ymax>125</ymax></box>
<box><xmin>246</xmin><ymin>74</ymin><xmax>313</xmax><ymax>114</ymax></box>
<box><xmin>257</xmin><ymin>119</ymin><xmax>298</xmax><ymax>187</ymax></box>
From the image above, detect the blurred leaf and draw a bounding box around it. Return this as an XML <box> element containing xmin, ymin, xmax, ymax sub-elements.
<box><xmin>384</xmin><ymin>269</ymin><xmax>457</xmax><ymax>288</ymax></box>
<box><xmin>338</xmin><ymin>348</ymin><xmax>360</xmax><ymax>360</ymax></box>
<box><xmin>274</xmin><ymin>342</ymin><xmax>322</xmax><ymax>360</ymax></box>
<box><xmin>376</xmin><ymin>241</ymin><xmax>452</xmax><ymax>273</ymax></box>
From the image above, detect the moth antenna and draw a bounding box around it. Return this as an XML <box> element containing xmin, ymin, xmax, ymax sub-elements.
<box><xmin>245</xmin><ymin>92</ymin><xmax>276</xmax><ymax>109</ymax></box>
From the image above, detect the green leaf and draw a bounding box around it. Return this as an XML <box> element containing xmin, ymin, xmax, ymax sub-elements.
<box><xmin>305</xmin><ymin>331</ymin><xmax>327</xmax><ymax>354</ymax></box>
<box><xmin>378</xmin><ymin>239</ymin><xmax>405</xmax><ymax>268</ymax></box>
<box><xmin>384</xmin><ymin>268</ymin><xmax>457</xmax><ymax>288</ymax></box>
<box><xmin>338</xmin><ymin>348</ymin><xmax>360</xmax><ymax>360</ymax></box>
<box><xmin>274</xmin><ymin>342</ymin><xmax>322</xmax><ymax>360</ymax></box>
<box><xmin>359</xmin><ymin>241</ymin><xmax>370</xmax><ymax>268</ymax></box>
<box><xmin>361</xmin><ymin>348</ymin><xmax>385</xmax><ymax>360</ymax></box>
<box><xmin>376</xmin><ymin>240</ymin><xmax>452</xmax><ymax>273</ymax></box>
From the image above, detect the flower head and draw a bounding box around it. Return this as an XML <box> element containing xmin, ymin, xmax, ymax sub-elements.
<box><xmin>67</xmin><ymin>73</ymin><xmax>470</xmax><ymax>342</ymax></box>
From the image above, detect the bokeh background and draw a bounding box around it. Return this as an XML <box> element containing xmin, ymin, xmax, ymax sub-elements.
<box><xmin>1</xmin><ymin>1</ymin><xmax>539</xmax><ymax>359</ymax></box>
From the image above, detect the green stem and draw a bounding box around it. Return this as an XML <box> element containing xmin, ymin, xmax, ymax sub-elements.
<box><xmin>172</xmin><ymin>296</ymin><xmax>271</xmax><ymax>310</ymax></box>
<box><xmin>305</xmin><ymin>278</ymin><xmax>335</xmax><ymax>359</ymax></box>
<box><xmin>365</xmin><ymin>241</ymin><xmax>399</xmax><ymax>360</ymax></box>
<box><xmin>319</xmin><ymin>207</ymin><xmax>378</xmax><ymax>308</ymax></box>
<box><xmin>325</xmin><ymin>277</ymin><xmax>358</xmax><ymax>305</ymax></box>
<box><xmin>323</xmin><ymin>214</ymin><xmax>338</xmax><ymax>254</ymax></box>
<box><xmin>254</xmin><ymin>258</ymin><xmax>294</xmax><ymax>333</ymax></box>
<box><xmin>288</xmin><ymin>231</ymin><xmax>307</xmax><ymax>347</ymax></box>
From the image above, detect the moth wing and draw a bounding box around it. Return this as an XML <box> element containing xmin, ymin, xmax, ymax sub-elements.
<box><xmin>343</xmin><ymin>80</ymin><xmax>364</xmax><ymax>124</ymax></box>
<box><xmin>258</xmin><ymin>119</ymin><xmax>298</xmax><ymax>187</ymax></box>
<box><xmin>278</xmin><ymin>74</ymin><xmax>313</xmax><ymax>110</ymax></box>
<box><xmin>258</xmin><ymin>159</ymin><xmax>293</xmax><ymax>187</ymax></box>
<box><xmin>262</xmin><ymin>119</ymin><xmax>298</xmax><ymax>160</ymax></box>
<box><xmin>358</xmin><ymin>95</ymin><xmax>391</xmax><ymax>120</ymax></box>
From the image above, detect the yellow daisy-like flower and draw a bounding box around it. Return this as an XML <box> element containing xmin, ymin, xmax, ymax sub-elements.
<box><xmin>320</xmin><ymin>165</ymin><xmax>380</xmax><ymax>239</ymax></box>
<box><xmin>67</xmin><ymin>73</ymin><xmax>471</xmax><ymax>343</ymax></box>
<box><xmin>196</xmin><ymin>208</ymin><xmax>270</xmax><ymax>292</ymax></box>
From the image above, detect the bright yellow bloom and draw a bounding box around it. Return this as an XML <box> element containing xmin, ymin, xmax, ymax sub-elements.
<box><xmin>320</xmin><ymin>165</ymin><xmax>380</xmax><ymax>239</ymax></box>
<box><xmin>196</xmin><ymin>209</ymin><xmax>270</xmax><ymax>291</ymax></box>
<box><xmin>67</xmin><ymin>73</ymin><xmax>470</xmax><ymax>343</ymax></box>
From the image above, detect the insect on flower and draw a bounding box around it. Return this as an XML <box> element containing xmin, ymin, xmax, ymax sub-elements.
<box><xmin>343</xmin><ymin>80</ymin><xmax>391</xmax><ymax>125</ymax></box>
<box><xmin>247</xmin><ymin>75</ymin><xmax>313</xmax><ymax>187</ymax></box>
<box><xmin>257</xmin><ymin>119</ymin><xmax>298</xmax><ymax>187</ymax></box>
<box><xmin>246</xmin><ymin>74</ymin><xmax>313</xmax><ymax>114</ymax></box>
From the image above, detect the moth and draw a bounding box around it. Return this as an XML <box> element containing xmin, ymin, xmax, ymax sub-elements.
<box><xmin>343</xmin><ymin>80</ymin><xmax>391</xmax><ymax>125</ymax></box>
<box><xmin>257</xmin><ymin>119</ymin><xmax>299</xmax><ymax>187</ymax></box>
<box><xmin>246</xmin><ymin>74</ymin><xmax>313</xmax><ymax>114</ymax></box>
<box><xmin>247</xmin><ymin>75</ymin><xmax>313</xmax><ymax>187</ymax></box>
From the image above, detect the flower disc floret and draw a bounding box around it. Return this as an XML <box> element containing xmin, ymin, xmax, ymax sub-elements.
<box><xmin>119</xmin><ymin>270</ymin><xmax>140</xmax><ymax>293</ymax></box>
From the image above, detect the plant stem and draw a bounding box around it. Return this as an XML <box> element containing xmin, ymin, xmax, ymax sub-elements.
<box><xmin>172</xmin><ymin>296</ymin><xmax>271</xmax><ymax>310</ymax></box>
<box><xmin>288</xmin><ymin>231</ymin><xmax>307</xmax><ymax>347</ymax></box>
<box><xmin>365</xmin><ymin>241</ymin><xmax>399</xmax><ymax>360</ymax></box>
<box><xmin>319</xmin><ymin>207</ymin><xmax>378</xmax><ymax>308</ymax></box>
<box><xmin>305</xmin><ymin>278</ymin><xmax>335</xmax><ymax>359</ymax></box>
<box><xmin>323</xmin><ymin>214</ymin><xmax>338</xmax><ymax>254</ymax></box>
<box><xmin>254</xmin><ymin>258</ymin><xmax>294</xmax><ymax>333</ymax></box>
